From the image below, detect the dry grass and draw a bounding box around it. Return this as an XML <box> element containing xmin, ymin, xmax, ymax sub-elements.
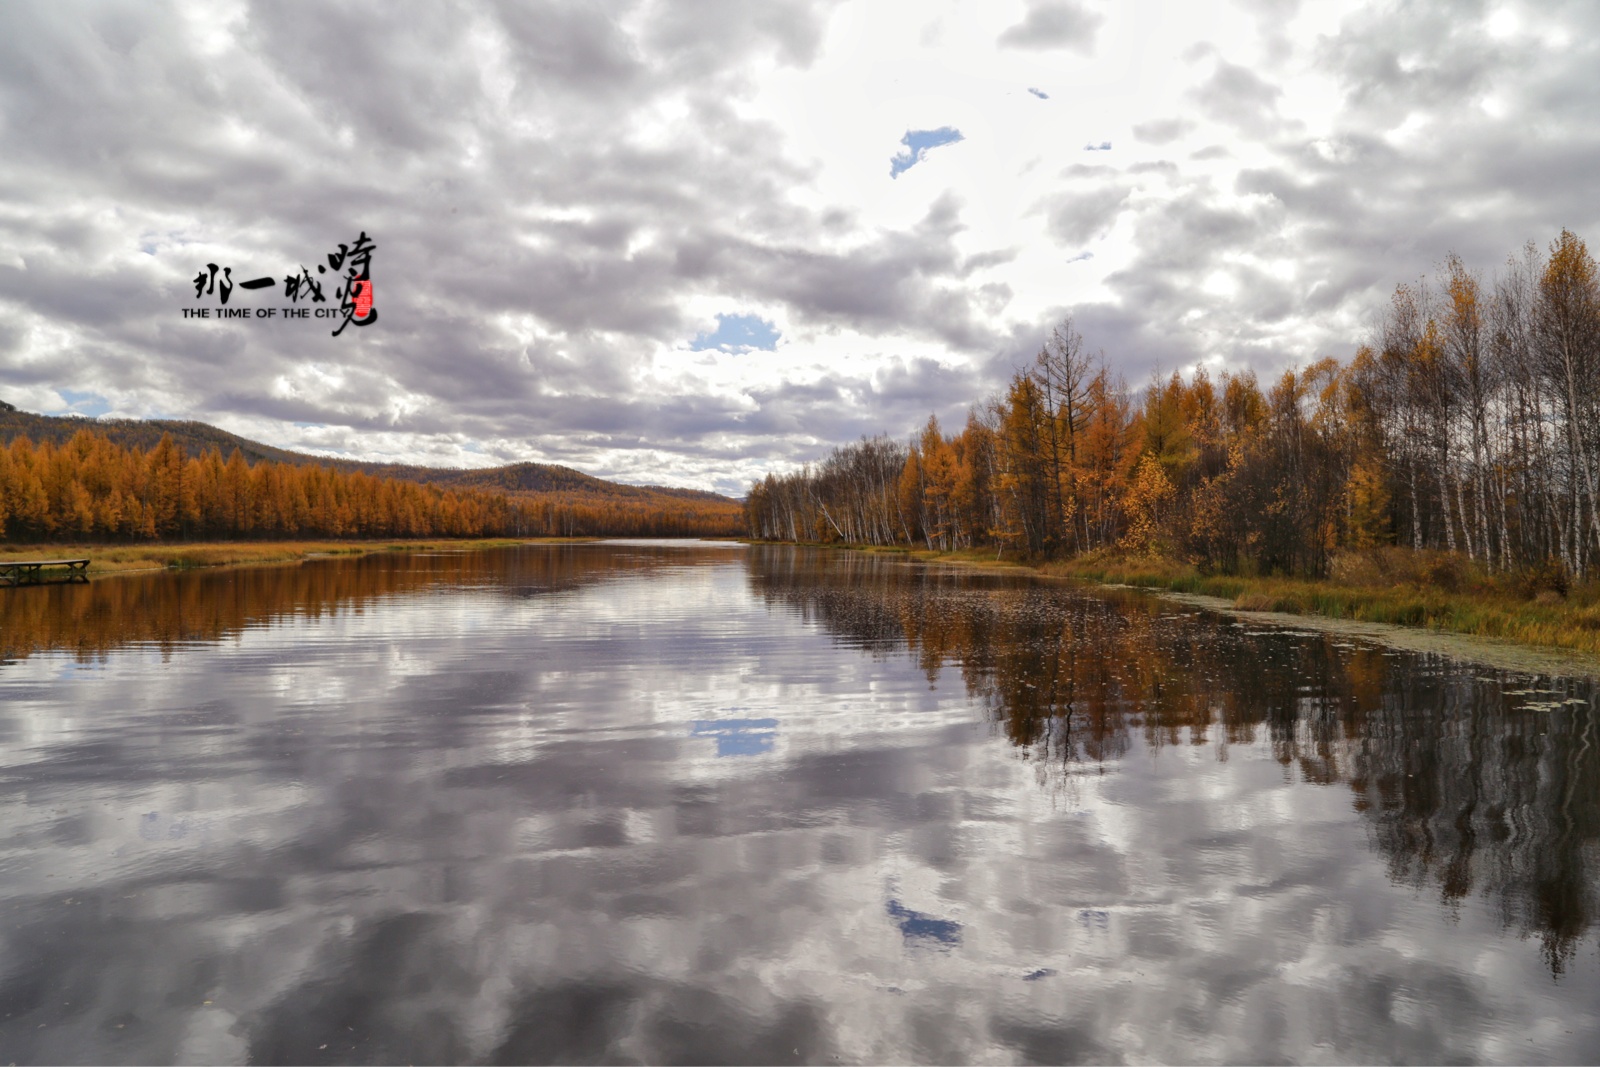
<box><xmin>0</xmin><ymin>537</ymin><xmax>595</xmax><ymax>575</ymax></box>
<box><xmin>1039</xmin><ymin>546</ymin><xmax>1600</xmax><ymax>655</ymax></box>
<box><xmin>712</xmin><ymin>537</ymin><xmax>1600</xmax><ymax>654</ymax></box>
<box><xmin>802</xmin><ymin>541</ymin><xmax>1037</xmax><ymax>571</ymax></box>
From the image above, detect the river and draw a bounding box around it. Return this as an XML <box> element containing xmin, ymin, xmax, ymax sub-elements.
<box><xmin>1</xmin><ymin>541</ymin><xmax>1597</xmax><ymax>1064</ymax></box>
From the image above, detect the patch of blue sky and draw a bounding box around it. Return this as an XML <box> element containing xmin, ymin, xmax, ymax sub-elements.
<box><xmin>690</xmin><ymin>718</ymin><xmax>778</xmax><ymax>757</ymax></box>
<box><xmin>889</xmin><ymin>127</ymin><xmax>964</xmax><ymax>178</ymax></box>
<box><xmin>1068</xmin><ymin>252</ymin><xmax>1094</xmax><ymax>263</ymax></box>
<box><xmin>1084</xmin><ymin>141</ymin><xmax>1112</xmax><ymax>150</ymax></box>
<box><xmin>1028</xmin><ymin>87</ymin><xmax>1049</xmax><ymax>99</ymax></box>
<box><xmin>57</xmin><ymin>390</ymin><xmax>110</xmax><ymax>417</ymax></box>
<box><xmin>690</xmin><ymin>313</ymin><xmax>780</xmax><ymax>353</ymax></box>
<box><xmin>886</xmin><ymin>898</ymin><xmax>962</xmax><ymax>949</ymax></box>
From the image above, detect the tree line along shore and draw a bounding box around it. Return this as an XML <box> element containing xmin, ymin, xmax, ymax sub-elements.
<box><xmin>745</xmin><ymin>230</ymin><xmax>1600</xmax><ymax>656</ymax></box>
<box><xmin>0</xmin><ymin>426</ymin><xmax>743</xmax><ymax>545</ymax></box>
<box><xmin>0</xmin><ymin>538</ymin><xmax>591</xmax><ymax>577</ymax></box>
<box><xmin>9</xmin><ymin>230</ymin><xmax>1600</xmax><ymax>656</ymax></box>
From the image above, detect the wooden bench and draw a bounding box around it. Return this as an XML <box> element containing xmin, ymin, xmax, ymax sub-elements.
<box><xmin>0</xmin><ymin>559</ymin><xmax>91</xmax><ymax>586</ymax></box>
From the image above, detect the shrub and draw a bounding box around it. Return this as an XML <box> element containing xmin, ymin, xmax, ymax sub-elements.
<box><xmin>1505</xmin><ymin>557</ymin><xmax>1570</xmax><ymax>601</ymax></box>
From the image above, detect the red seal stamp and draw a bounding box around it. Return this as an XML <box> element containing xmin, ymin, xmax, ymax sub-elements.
<box><xmin>353</xmin><ymin>280</ymin><xmax>374</xmax><ymax>321</ymax></box>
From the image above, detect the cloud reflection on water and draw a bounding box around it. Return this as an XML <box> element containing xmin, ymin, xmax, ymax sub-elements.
<box><xmin>0</xmin><ymin>543</ymin><xmax>1595</xmax><ymax>1063</ymax></box>
<box><xmin>748</xmin><ymin>545</ymin><xmax>1600</xmax><ymax>978</ymax></box>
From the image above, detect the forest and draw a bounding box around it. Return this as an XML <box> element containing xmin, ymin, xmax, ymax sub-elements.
<box><xmin>0</xmin><ymin>428</ymin><xmax>742</xmax><ymax>542</ymax></box>
<box><xmin>0</xmin><ymin>408</ymin><xmax>736</xmax><ymax>508</ymax></box>
<box><xmin>746</xmin><ymin>230</ymin><xmax>1600</xmax><ymax>581</ymax></box>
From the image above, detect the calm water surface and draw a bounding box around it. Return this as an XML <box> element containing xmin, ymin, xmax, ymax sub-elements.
<box><xmin>2</xmin><ymin>541</ymin><xmax>1599</xmax><ymax>1064</ymax></box>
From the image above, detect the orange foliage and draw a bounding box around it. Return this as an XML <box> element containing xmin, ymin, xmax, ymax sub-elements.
<box><xmin>0</xmin><ymin>428</ymin><xmax>742</xmax><ymax>543</ymax></box>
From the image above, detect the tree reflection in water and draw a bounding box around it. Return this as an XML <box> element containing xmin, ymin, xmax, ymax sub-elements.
<box><xmin>5</xmin><ymin>543</ymin><xmax>1598</xmax><ymax>978</ymax></box>
<box><xmin>0</xmin><ymin>545</ymin><xmax>666</xmax><ymax>663</ymax></box>
<box><xmin>746</xmin><ymin>545</ymin><xmax>1600</xmax><ymax>976</ymax></box>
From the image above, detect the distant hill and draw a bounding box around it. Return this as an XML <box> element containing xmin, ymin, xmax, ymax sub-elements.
<box><xmin>0</xmin><ymin>408</ymin><xmax>744</xmax><ymax>518</ymax></box>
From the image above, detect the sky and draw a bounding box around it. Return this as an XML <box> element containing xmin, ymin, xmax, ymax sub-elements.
<box><xmin>1</xmin><ymin>0</ymin><xmax>1598</xmax><ymax>495</ymax></box>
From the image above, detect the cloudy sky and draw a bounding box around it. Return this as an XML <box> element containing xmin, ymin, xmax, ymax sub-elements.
<box><xmin>2</xmin><ymin>0</ymin><xmax>1597</xmax><ymax>494</ymax></box>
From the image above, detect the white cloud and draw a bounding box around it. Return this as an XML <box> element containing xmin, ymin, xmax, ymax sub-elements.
<box><xmin>1</xmin><ymin>0</ymin><xmax>1597</xmax><ymax>493</ymax></box>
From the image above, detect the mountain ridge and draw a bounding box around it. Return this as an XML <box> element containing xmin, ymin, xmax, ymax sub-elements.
<box><xmin>0</xmin><ymin>408</ymin><xmax>741</xmax><ymax>507</ymax></box>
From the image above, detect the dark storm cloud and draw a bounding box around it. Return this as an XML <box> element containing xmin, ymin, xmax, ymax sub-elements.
<box><xmin>996</xmin><ymin>1</ymin><xmax>1104</xmax><ymax>54</ymax></box>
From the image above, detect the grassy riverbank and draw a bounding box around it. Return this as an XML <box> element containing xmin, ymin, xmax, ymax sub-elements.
<box><xmin>1038</xmin><ymin>555</ymin><xmax>1600</xmax><ymax>655</ymax></box>
<box><xmin>0</xmin><ymin>537</ymin><xmax>599</xmax><ymax>575</ymax></box>
<box><xmin>773</xmin><ymin>540</ymin><xmax>1600</xmax><ymax>657</ymax></box>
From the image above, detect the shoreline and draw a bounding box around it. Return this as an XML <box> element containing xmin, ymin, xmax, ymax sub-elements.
<box><xmin>12</xmin><ymin>535</ymin><xmax>1600</xmax><ymax>676</ymax></box>
<box><xmin>753</xmin><ymin>540</ymin><xmax>1600</xmax><ymax>678</ymax></box>
<box><xmin>0</xmin><ymin>537</ymin><xmax>602</xmax><ymax>576</ymax></box>
<box><xmin>1119</xmin><ymin>586</ymin><xmax>1600</xmax><ymax>679</ymax></box>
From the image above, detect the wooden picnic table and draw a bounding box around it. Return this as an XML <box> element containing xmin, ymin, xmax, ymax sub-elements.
<box><xmin>0</xmin><ymin>559</ymin><xmax>91</xmax><ymax>586</ymax></box>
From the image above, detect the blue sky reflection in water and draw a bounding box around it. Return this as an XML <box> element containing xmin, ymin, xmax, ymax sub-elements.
<box><xmin>0</xmin><ymin>542</ymin><xmax>1598</xmax><ymax>1063</ymax></box>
